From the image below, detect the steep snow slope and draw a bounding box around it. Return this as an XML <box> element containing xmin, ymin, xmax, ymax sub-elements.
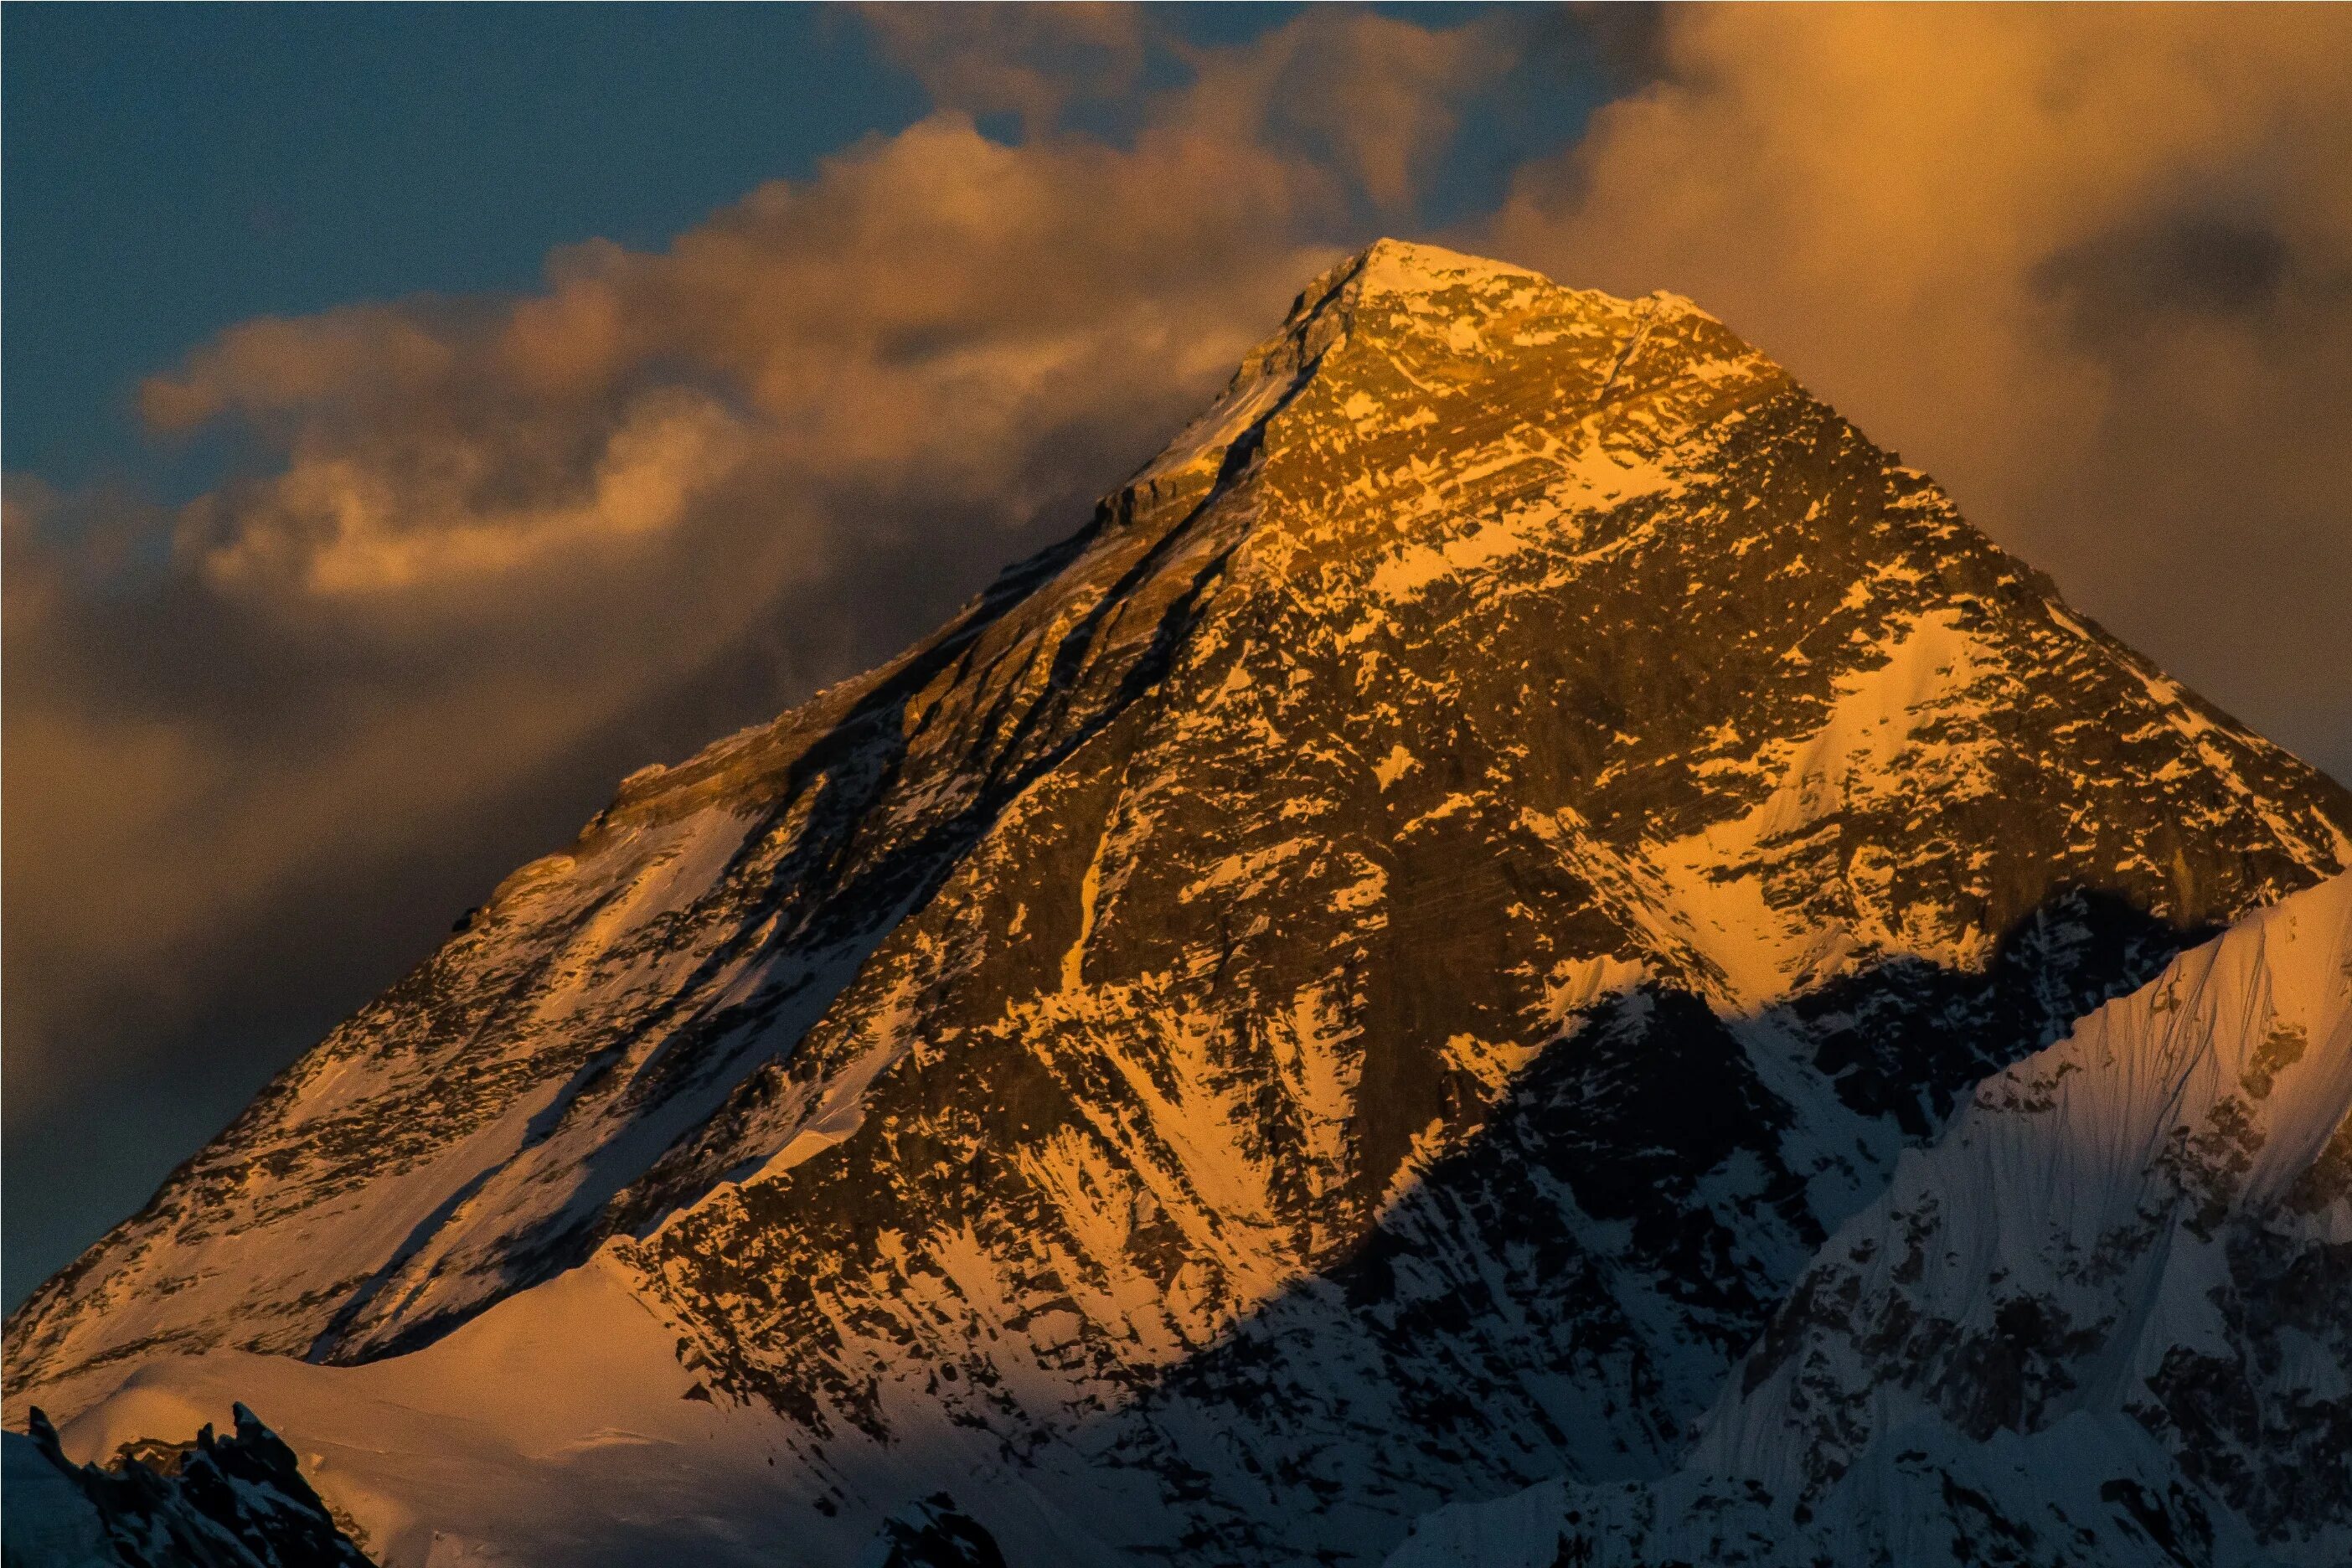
<box><xmin>1392</xmin><ymin>869</ymin><xmax>2352</xmax><ymax>1567</ymax></box>
<box><xmin>11</xmin><ymin>240</ymin><xmax>2350</xmax><ymax>1566</ymax></box>
<box><xmin>31</xmin><ymin>1254</ymin><xmax>812</xmax><ymax>1567</ymax></box>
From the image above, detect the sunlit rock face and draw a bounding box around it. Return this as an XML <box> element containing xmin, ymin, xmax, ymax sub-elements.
<box><xmin>9</xmin><ymin>241</ymin><xmax>2349</xmax><ymax>1567</ymax></box>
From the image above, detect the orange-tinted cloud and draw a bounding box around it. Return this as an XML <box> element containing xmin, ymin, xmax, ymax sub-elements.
<box><xmin>1168</xmin><ymin>10</ymin><xmax>1519</xmax><ymax>212</ymax></box>
<box><xmin>140</xmin><ymin>120</ymin><xmax>1331</xmax><ymax>608</ymax></box>
<box><xmin>858</xmin><ymin>3</ymin><xmax>1148</xmax><ymax>138</ymax></box>
<box><xmin>1483</xmin><ymin>4</ymin><xmax>2352</xmax><ymax>778</ymax></box>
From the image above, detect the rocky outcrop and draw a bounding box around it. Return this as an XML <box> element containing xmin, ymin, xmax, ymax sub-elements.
<box><xmin>872</xmin><ymin>1495</ymin><xmax>1009</xmax><ymax>1568</ymax></box>
<box><xmin>3</xmin><ymin>1406</ymin><xmax>374</xmax><ymax>1568</ymax></box>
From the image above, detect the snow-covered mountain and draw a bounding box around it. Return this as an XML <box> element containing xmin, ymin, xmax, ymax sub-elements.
<box><xmin>8</xmin><ymin>240</ymin><xmax>2349</xmax><ymax>1567</ymax></box>
<box><xmin>1392</xmin><ymin>867</ymin><xmax>2352</xmax><ymax>1568</ymax></box>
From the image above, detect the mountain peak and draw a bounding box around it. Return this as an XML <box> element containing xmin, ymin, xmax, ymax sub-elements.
<box><xmin>1308</xmin><ymin>237</ymin><xmax>1704</xmax><ymax>322</ymax></box>
<box><xmin>1129</xmin><ymin>240</ymin><xmax>1761</xmax><ymax>535</ymax></box>
<box><xmin>1289</xmin><ymin>237</ymin><xmax>1596</xmax><ymax>323</ymax></box>
<box><xmin>11</xmin><ymin>233</ymin><xmax>2352</xmax><ymax>1568</ymax></box>
<box><xmin>1349</xmin><ymin>236</ymin><xmax>1542</xmax><ymax>297</ymax></box>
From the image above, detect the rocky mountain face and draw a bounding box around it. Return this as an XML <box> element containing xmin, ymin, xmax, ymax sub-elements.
<box><xmin>2</xmin><ymin>1404</ymin><xmax>374</xmax><ymax>1568</ymax></box>
<box><xmin>8</xmin><ymin>240</ymin><xmax>2350</xmax><ymax>1567</ymax></box>
<box><xmin>1393</xmin><ymin>869</ymin><xmax>2352</xmax><ymax>1568</ymax></box>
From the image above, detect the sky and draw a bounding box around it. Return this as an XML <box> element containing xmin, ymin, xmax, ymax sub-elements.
<box><xmin>5</xmin><ymin>3</ymin><xmax>2349</xmax><ymax>1308</ymax></box>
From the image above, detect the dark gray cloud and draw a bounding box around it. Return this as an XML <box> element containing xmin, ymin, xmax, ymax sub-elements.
<box><xmin>2035</xmin><ymin>209</ymin><xmax>2293</xmax><ymax>341</ymax></box>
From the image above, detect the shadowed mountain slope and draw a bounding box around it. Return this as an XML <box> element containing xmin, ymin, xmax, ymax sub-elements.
<box><xmin>1394</xmin><ymin>869</ymin><xmax>2352</xmax><ymax>1568</ymax></box>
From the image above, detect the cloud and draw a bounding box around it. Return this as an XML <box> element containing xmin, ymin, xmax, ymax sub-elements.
<box><xmin>137</xmin><ymin>112</ymin><xmax>1354</xmax><ymax>611</ymax></box>
<box><xmin>1168</xmin><ymin>10</ymin><xmax>1520</xmax><ymax>212</ymax></box>
<box><xmin>860</xmin><ymin>4</ymin><xmax>1524</xmax><ymax>214</ymax></box>
<box><xmin>858</xmin><ymin>3</ymin><xmax>1148</xmax><ymax>138</ymax></box>
<box><xmin>1483</xmin><ymin>3</ymin><xmax>2352</xmax><ymax>780</ymax></box>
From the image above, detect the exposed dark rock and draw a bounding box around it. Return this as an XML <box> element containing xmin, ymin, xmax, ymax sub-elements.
<box><xmin>3</xmin><ymin>1405</ymin><xmax>374</xmax><ymax>1568</ymax></box>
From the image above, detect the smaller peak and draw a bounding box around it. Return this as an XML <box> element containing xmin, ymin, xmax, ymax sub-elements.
<box><xmin>1352</xmin><ymin>237</ymin><xmax>1540</xmax><ymax>298</ymax></box>
<box><xmin>1637</xmin><ymin>286</ymin><xmax>1721</xmax><ymax>325</ymax></box>
<box><xmin>1289</xmin><ymin>240</ymin><xmax>1546</xmax><ymax>320</ymax></box>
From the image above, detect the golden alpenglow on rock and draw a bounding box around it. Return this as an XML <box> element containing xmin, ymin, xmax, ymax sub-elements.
<box><xmin>10</xmin><ymin>243</ymin><xmax>2352</xmax><ymax>1568</ymax></box>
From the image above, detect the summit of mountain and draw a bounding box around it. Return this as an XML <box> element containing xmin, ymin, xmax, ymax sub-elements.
<box><xmin>8</xmin><ymin>240</ymin><xmax>2348</xmax><ymax>1567</ymax></box>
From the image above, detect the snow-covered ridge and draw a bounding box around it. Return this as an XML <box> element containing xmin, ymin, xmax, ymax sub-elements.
<box><xmin>1393</xmin><ymin>870</ymin><xmax>2352</xmax><ymax>1566</ymax></box>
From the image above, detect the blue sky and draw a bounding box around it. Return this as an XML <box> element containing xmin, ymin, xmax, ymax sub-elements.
<box><xmin>5</xmin><ymin>6</ymin><xmax>920</xmax><ymax>487</ymax></box>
